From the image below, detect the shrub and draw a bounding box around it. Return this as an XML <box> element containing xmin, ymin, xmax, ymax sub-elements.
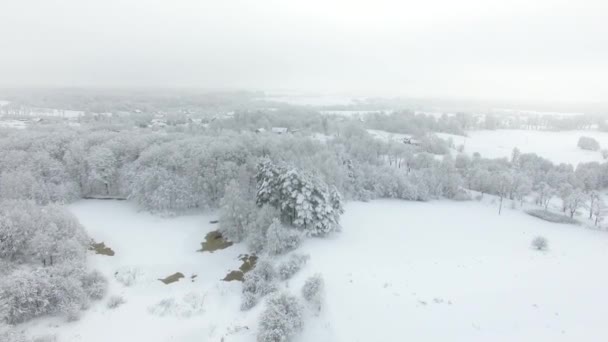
<box><xmin>257</xmin><ymin>293</ymin><xmax>304</xmax><ymax>342</ymax></box>
<box><xmin>578</xmin><ymin>136</ymin><xmax>600</xmax><ymax>151</ymax></box>
<box><xmin>301</xmin><ymin>274</ymin><xmax>324</xmax><ymax>311</ymax></box>
<box><xmin>531</xmin><ymin>236</ymin><xmax>548</xmax><ymax>251</ymax></box>
<box><xmin>277</xmin><ymin>254</ymin><xmax>309</xmax><ymax>280</ymax></box>
<box><xmin>241</xmin><ymin>260</ymin><xmax>277</xmax><ymax>310</ymax></box>
<box><xmin>114</xmin><ymin>266</ymin><xmax>144</xmax><ymax>287</ymax></box>
<box><xmin>265</xmin><ymin>219</ymin><xmax>302</xmax><ymax>255</ymax></box>
<box><xmin>107</xmin><ymin>295</ymin><xmax>126</xmax><ymax>309</ymax></box>
<box><xmin>82</xmin><ymin>270</ymin><xmax>108</xmax><ymax>300</ymax></box>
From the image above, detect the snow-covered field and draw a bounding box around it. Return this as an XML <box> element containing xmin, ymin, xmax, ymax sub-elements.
<box><xmin>23</xmin><ymin>199</ymin><xmax>608</xmax><ymax>342</ymax></box>
<box><xmin>0</xmin><ymin>120</ymin><xmax>27</xmax><ymax>129</ymax></box>
<box><xmin>439</xmin><ymin>130</ymin><xmax>608</xmax><ymax>165</ymax></box>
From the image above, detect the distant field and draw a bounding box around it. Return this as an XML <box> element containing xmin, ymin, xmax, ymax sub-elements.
<box><xmin>439</xmin><ymin>129</ymin><xmax>608</xmax><ymax>165</ymax></box>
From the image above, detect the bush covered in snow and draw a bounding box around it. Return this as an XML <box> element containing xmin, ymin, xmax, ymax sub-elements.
<box><xmin>107</xmin><ymin>295</ymin><xmax>126</xmax><ymax>309</ymax></box>
<box><xmin>577</xmin><ymin>136</ymin><xmax>600</xmax><ymax>151</ymax></box>
<box><xmin>257</xmin><ymin>293</ymin><xmax>304</xmax><ymax>342</ymax></box>
<box><xmin>114</xmin><ymin>266</ymin><xmax>145</xmax><ymax>287</ymax></box>
<box><xmin>241</xmin><ymin>260</ymin><xmax>277</xmax><ymax>310</ymax></box>
<box><xmin>531</xmin><ymin>236</ymin><xmax>548</xmax><ymax>251</ymax></box>
<box><xmin>301</xmin><ymin>274</ymin><xmax>324</xmax><ymax>311</ymax></box>
<box><xmin>0</xmin><ymin>264</ymin><xmax>107</xmax><ymax>323</ymax></box>
<box><xmin>265</xmin><ymin>219</ymin><xmax>302</xmax><ymax>255</ymax></box>
<box><xmin>277</xmin><ymin>254</ymin><xmax>309</xmax><ymax>280</ymax></box>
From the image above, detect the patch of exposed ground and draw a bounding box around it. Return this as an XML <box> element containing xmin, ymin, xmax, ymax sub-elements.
<box><xmin>198</xmin><ymin>230</ymin><xmax>233</xmax><ymax>253</ymax></box>
<box><xmin>158</xmin><ymin>272</ymin><xmax>185</xmax><ymax>284</ymax></box>
<box><xmin>222</xmin><ymin>254</ymin><xmax>258</xmax><ymax>282</ymax></box>
<box><xmin>90</xmin><ymin>241</ymin><xmax>115</xmax><ymax>256</ymax></box>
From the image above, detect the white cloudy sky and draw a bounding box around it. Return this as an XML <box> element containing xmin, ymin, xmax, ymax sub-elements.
<box><xmin>0</xmin><ymin>0</ymin><xmax>606</xmax><ymax>103</ymax></box>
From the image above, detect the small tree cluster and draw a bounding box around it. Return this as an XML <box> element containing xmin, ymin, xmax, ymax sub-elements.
<box><xmin>0</xmin><ymin>265</ymin><xmax>107</xmax><ymax>324</ymax></box>
<box><xmin>257</xmin><ymin>293</ymin><xmax>304</xmax><ymax>342</ymax></box>
<box><xmin>0</xmin><ymin>201</ymin><xmax>106</xmax><ymax>324</ymax></box>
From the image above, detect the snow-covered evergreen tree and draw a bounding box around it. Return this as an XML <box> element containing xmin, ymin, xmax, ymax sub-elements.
<box><xmin>256</xmin><ymin>159</ymin><xmax>343</xmax><ymax>236</ymax></box>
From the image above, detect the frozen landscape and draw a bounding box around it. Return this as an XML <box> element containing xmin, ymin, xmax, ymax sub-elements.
<box><xmin>2</xmin><ymin>1</ymin><xmax>608</xmax><ymax>341</ymax></box>
<box><xmin>16</xmin><ymin>198</ymin><xmax>608</xmax><ymax>342</ymax></box>
<box><xmin>439</xmin><ymin>130</ymin><xmax>608</xmax><ymax>165</ymax></box>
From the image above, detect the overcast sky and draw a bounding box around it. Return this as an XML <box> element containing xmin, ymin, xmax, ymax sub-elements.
<box><xmin>1</xmin><ymin>0</ymin><xmax>607</xmax><ymax>103</ymax></box>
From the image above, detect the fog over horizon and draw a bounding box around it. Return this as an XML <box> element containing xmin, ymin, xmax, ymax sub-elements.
<box><xmin>1</xmin><ymin>0</ymin><xmax>607</xmax><ymax>105</ymax></box>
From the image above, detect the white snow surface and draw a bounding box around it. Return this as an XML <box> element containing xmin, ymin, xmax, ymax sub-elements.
<box><xmin>439</xmin><ymin>129</ymin><xmax>608</xmax><ymax>165</ymax></box>
<box><xmin>0</xmin><ymin>120</ymin><xmax>27</xmax><ymax>129</ymax></box>
<box><xmin>23</xmin><ymin>199</ymin><xmax>608</xmax><ymax>342</ymax></box>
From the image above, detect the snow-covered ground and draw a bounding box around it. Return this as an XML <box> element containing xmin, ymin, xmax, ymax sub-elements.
<box><xmin>439</xmin><ymin>130</ymin><xmax>608</xmax><ymax>165</ymax></box>
<box><xmin>23</xmin><ymin>199</ymin><xmax>608</xmax><ymax>342</ymax></box>
<box><xmin>0</xmin><ymin>119</ymin><xmax>27</xmax><ymax>129</ymax></box>
<box><xmin>25</xmin><ymin>201</ymin><xmax>256</xmax><ymax>342</ymax></box>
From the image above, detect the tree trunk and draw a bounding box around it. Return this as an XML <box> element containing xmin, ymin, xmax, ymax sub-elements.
<box><xmin>498</xmin><ymin>196</ymin><xmax>503</xmax><ymax>215</ymax></box>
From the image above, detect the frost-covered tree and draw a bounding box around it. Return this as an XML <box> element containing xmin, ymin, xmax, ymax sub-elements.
<box><xmin>566</xmin><ymin>189</ymin><xmax>585</xmax><ymax>218</ymax></box>
<box><xmin>257</xmin><ymin>293</ymin><xmax>304</xmax><ymax>342</ymax></box>
<box><xmin>85</xmin><ymin>146</ymin><xmax>117</xmax><ymax>195</ymax></box>
<box><xmin>558</xmin><ymin>183</ymin><xmax>574</xmax><ymax>213</ymax></box>
<box><xmin>218</xmin><ymin>180</ymin><xmax>256</xmax><ymax>242</ymax></box>
<box><xmin>534</xmin><ymin>182</ymin><xmax>554</xmax><ymax>210</ymax></box>
<box><xmin>587</xmin><ymin>191</ymin><xmax>600</xmax><ymax>219</ymax></box>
